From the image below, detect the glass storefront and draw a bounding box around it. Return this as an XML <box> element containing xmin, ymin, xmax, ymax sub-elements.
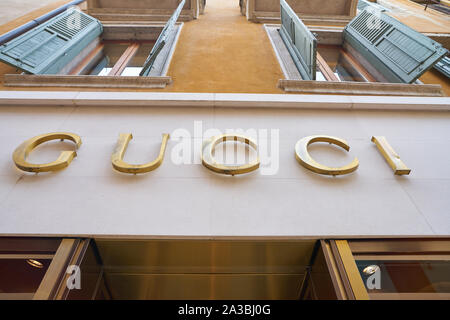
<box><xmin>1</xmin><ymin>237</ymin><xmax>449</xmax><ymax>300</ymax></box>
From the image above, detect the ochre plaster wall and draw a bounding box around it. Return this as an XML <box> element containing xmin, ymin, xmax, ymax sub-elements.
<box><xmin>0</xmin><ymin>0</ymin><xmax>447</xmax><ymax>94</ymax></box>
<box><xmin>0</xmin><ymin>0</ymin><xmax>284</xmax><ymax>94</ymax></box>
<box><xmin>166</xmin><ymin>0</ymin><xmax>284</xmax><ymax>93</ymax></box>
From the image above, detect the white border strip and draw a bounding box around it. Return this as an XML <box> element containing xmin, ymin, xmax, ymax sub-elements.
<box><xmin>0</xmin><ymin>91</ymin><xmax>448</xmax><ymax>111</ymax></box>
<box><xmin>264</xmin><ymin>24</ymin><xmax>290</xmax><ymax>80</ymax></box>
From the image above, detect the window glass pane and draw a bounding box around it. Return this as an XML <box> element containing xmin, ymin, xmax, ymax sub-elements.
<box><xmin>315</xmin><ymin>70</ymin><xmax>327</xmax><ymax>81</ymax></box>
<box><xmin>97</xmin><ymin>67</ymin><xmax>113</xmax><ymax>76</ymax></box>
<box><xmin>0</xmin><ymin>259</ymin><xmax>51</xmax><ymax>299</ymax></box>
<box><xmin>356</xmin><ymin>259</ymin><xmax>450</xmax><ymax>294</ymax></box>
<box><xmin>120</xmin><ymin>67</ymin><xmax>143</xmax><ymax>77</ymax></box>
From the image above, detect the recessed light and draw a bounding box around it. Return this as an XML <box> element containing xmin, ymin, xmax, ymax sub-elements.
<box><xmin>363</xmin><ymin>265</ymin><xmax>379</xmax><ymax>276</ymax></box>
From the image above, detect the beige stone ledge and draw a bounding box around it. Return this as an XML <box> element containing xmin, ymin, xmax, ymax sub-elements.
<box><xmin>279</xmin><ymin>80</ymin><xmax>445</xmax><ymax>97</ymax></box>
<box><xmin>3</xmin><ymin>75</ymin><xmax>172</xmax><ymax>89</ymax></box>
<box><xmin>0</xmin><ymin>91</ymin><xmax>448</xmax><ymax>111</ymax></box>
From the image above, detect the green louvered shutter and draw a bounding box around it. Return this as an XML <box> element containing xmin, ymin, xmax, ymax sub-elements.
<box><xmin>0</xmin><ymin>10</ymin><xmax>102</xmax><ymax>75</ymax></box>
<box><xmin>344</xmin><ymin>8</ymin><xmax>447</xmax><ymax>83</ymax></box>
<box><xmin>140</xmin><ymin>0</ymin><xmax>185</xmax><ymax>76</ymax></box>
<box><xmin>434</xmin><ymin>56</ymin><xmax>450</xmax><ymax>79</ymax></box>
<box><xmin>279</xmin><ymin>0</ymin><xmax>317</xmax><ymax>80</ymax></box>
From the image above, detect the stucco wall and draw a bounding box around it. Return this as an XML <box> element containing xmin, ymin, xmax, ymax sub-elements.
<box><xmin>0</xmin><ymin>0</ymin><xmax>66</xmax><ymax>25</ymax></box>
<box><xmin>0</xmin><ymin>0</ymin><xmax>448</xmax><ymax>94</ymax></box>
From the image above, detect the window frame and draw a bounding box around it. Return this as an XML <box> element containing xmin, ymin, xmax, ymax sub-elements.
<box><xmin>348</xmin><ymin>239</ymin><xmax>450</xmax><ymax>300</ymax></box>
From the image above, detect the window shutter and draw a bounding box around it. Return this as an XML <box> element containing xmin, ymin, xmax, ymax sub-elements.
<box><xmin>344</xmin><ymin>8</ymin><xmax>447</xmax><ymax>83</ymax></box>
<box><xmin>434</xmin><ymin>56</ymin><xmax>450</xmax><ymax>79</ymax></box>
<box><xmin>279</xmin><ymin>0</ymin><xmax>317</xmax><ymax>80</ymax></box>
<box><xmin>140</xmin><ymin>0</ymin><xmax>185</xmax><ymax>76</ymax></box>
<box><xmin>0</xmin><ymin>10</ymin><xmax>102</xmax><ymax>75</ymax></box>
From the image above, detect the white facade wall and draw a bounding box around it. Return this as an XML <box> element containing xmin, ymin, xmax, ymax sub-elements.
<box><xmin>0</xmin><ymin>93</ymin><xmax>449</xmax><ymax>237</ymax></box>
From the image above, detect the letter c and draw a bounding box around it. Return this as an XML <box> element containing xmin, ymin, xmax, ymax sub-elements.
<box><xmin>295</xmin><ymin>135</ymin><xmax>358</xmax><ymax>176</ymax></box>
<box><xmin>13</xmin><ymin>132</ymin><xmax>82</xmax><ymax>173</ymax></box>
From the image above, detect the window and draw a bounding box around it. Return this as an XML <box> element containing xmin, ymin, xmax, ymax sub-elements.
<box><xmin>0</xmin><ymin>238</ymin><xmax>107</xmax><ymax>300</ymax></box>
<box><xmin>269</xmin><ymin>1</ymin><xmax>447</xmax><ymax>96</ymax></box>
<box><xmin>0</xmin><ymin>3</ymin><xmax>184</xmax><ymax>89</ymax></box>
<box><xmin>0</xmin><ymin>257</ymin><xmax>52</xmax><ymax>299</ymax></box>
<box><xmin>316</xmin><ymin>45</ymin><xmax>374</xmax><ymax>82</ymax></box>
<box><xmin>81</xmin><ymin>41</ymin><xmax>157</xmax><ymax>77</ymax></box>
<box><xmin>349</xmin><ymin>240</ymin><xmax>450</xmax><ymax>300</ymax></box>
<box><xmin>244</xmin><ymin>0</ymin><xmax>358</xmax><ymax>26</ymax></box>
<box><xmin>0</xmin><ymin>10</ymin><xmax>102</xmax><ymax>75</ymax></box>
<box><xmin>301</xmin><ymin>239</ymin><xmax>450</xmax><ymax>300</ymax></box>
<box><xmin>86</xmin><ymin>0</ymin><xmax>201</xmax><ymax>22</ymax></box>
<box><xmin>344</xmin><ymin>8</ymin><xmax>447</xmax><ymax>83</ymax></box>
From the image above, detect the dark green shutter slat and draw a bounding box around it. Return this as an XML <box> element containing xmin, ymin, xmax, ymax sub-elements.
<box><xmin>348</xmin><ymin>10</ymin><xmax>391</xmax><ymax>44</ymax></box>
<box><xmin>344</xmin><ymin>8</ymin><xmax>448</xmax><ymax>83</ymax></box>
<box><xmin>279</xmin><ymin>0</ymin><xmax>317</xmax><ymax>80</ymax></box>
<box><xmin>47</xmin><ymin>12</ymin><xmax>97</xmax><ymax>39</ymax></box>
<box><xmin>0</xmin><ymin>10</ymin><xmax>102</xmax><ymax>74</ymax></box>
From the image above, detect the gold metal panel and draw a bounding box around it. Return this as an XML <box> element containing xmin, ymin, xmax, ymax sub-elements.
<box><xmin>111</xmin><ymin>133</ymin><xmax>169</xmax><ymax>174</ymax></box>
<box><xmin>0</xmin><ymin>237</ymin><xmax>61</xmax><ymax>253</ymax></box>
<box><xmin>96</xmin><ymin>239</ymin><xmax>315</xmax><ymax>300</ymax></box>
<box><xmin>33</xmin><ymin>239</ymin><xmax>79</xmax><ymax>300</ymax></box>
<box><xmin>303</xmin><ymin>241</ymin><xmax>341</xmax><ymax>300</ymax></box>
<box><xmin>56</xmin><ymin>240</ymin><xmax>104</xmax><ymax>300</ymax></box>
<box><xmin>105</xmin><ymin>274</ymin><xmax>304</xmax><ymax>300</ymax></box>
<box><xmin>348</xmin><ymin>239</ymin><xmax>450</xmax><ymax>254</ymax></box>
<box><xmin>371</xmin><ymin>136</ymin><xmax>411</xmax><ymax>175</ymax></box>
<box><xmin>334</xmin><ymin>240</ymin><xmax>369</xmax><ymax>300</ymax></box>
<box><xmin>96</xmin><ymin>239</ymin><xmax>316</xmax><ymax>274</ymax></box>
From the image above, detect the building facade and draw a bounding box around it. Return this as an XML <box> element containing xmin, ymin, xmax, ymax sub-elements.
<box><xmin>0</xmin><ymin>0</ymin><xmax>449</xmax><ymax>300</ymax></box>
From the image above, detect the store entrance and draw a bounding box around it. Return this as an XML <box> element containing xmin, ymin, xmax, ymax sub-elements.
<box><xmin>96</xmin><ymin>239</ymin><xmax>319</xmax><ymax>300</ymax></box>
<box><xmin>2</xmin><ymin>237</ymin><xmax>449</xmax><ymax>300</ymax></box>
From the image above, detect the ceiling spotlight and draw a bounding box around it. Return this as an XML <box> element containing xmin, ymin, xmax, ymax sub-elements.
<box><xmin>363</xmin><ymin>265</ymin><xmax>380</xmax><ymax>276</ymax></box>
